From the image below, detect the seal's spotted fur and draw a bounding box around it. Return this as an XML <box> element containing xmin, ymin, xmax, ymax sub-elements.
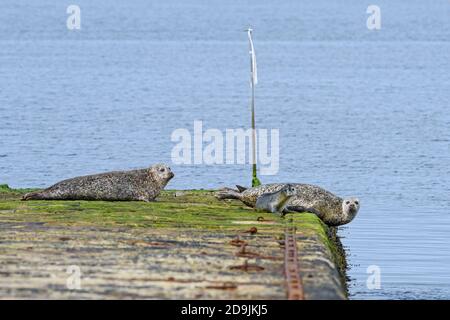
<box><xmin>22</xmin><ymin>164</ymin><xmax>174</xmax><ymax>202</ymax></box>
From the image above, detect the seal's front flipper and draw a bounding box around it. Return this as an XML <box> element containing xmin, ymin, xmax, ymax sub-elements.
<box><xmin>281</xmin><ymin>208</ymin><xmax>296</xmax><ymax>215</ymax></box>
<box><xmin>285</xmin><ymin>206</ymin><xmax>323</xmax><ymax>217</ymax></box>
<box><xmin>140</xmin><ymin>198</ymin><xmax>150</xmax><ymax>202</ymax></box>
<box><xmin>284</xmin><ymin>205</ymin><xmax>308</xmax><ymax>213</ymax></box>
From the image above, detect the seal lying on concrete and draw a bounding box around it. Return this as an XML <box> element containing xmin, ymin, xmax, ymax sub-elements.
<box><xmin>216</xmin><ymin>183</ymin><xmax>360</xmax><ymax>226</ymax></box>
<box><xmin>22</xmin><ymin>164</ymin><xmax>174</xmax><ymax>202</ymax></box>
<box><xmin>255</xmin><ymin>184</ymin><xmax>296</xmax><ymax>214</ymax></box>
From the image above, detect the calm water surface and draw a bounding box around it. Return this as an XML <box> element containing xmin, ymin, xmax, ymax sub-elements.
<box><xmin>1</xmin><ymin>0</ymin><xmax>449</xmax><ymax>299</ymax></box>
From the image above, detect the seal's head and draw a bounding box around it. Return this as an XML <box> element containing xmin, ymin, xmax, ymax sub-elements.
<box><xmin>281</xmin><ymin>184</ymin><xmax>297</xmax><ymax>197</ymax></box>
<box><xmin>150</xmin><ymin>164</ymin><xmax>174</xmax><ymax>186</ymax></box>
<box><xmin>342</xmin><ymin>197</ymin><xmax>360</xmax><ymax>224</ymax></box>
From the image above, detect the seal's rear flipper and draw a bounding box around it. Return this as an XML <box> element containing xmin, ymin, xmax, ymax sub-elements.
<box><xmin>215</xmin><ymin>187</ymin><xmax>242</xmax><ymax>201</ymax></box>
<box><xmin>22</xmin><ymin>191</ymin><xmax>43</xmax><ymax>201</ymax></box>
<box><xmin>235</xmin><ymin>185</ymin><xmax>247</xmax><ymax>192</ymax></box>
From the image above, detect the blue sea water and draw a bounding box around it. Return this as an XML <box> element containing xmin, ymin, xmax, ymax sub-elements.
<box><xmin>0</xmin><ymin>0</ymin><xmax>449</xmax><ymax>299</ymax></box>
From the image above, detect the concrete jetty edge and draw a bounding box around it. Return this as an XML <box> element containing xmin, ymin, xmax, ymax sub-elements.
<box><xmin>0</xmin><ymin>185</ymin><xmax>348</xmax><ymax>300</ymax></box>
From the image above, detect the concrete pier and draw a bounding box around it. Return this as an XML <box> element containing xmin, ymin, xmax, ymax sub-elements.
<box><xmin>0</xmin><ymin>186</ymin><xmax>347</xmax><ymax>299</ymax></box>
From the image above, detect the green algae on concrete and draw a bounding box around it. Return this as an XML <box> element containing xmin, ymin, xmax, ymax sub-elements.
<box><xmin>0</xmin><ymin>189</ymin><xmax>278</xmax><ymax>230</ymax></box>
<box><xmin>0</xmin><ymin>186</ymin><xmax>347</xmax><ymax>299</ymax></box>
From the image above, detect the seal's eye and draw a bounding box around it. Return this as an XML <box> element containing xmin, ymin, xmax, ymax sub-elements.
<box><xmin>346</xmin><ymin>201</ymin><xmax>350</xmax><ymax>205</ymax></box>
<box><xmin>355</xmin><ymin>201</ymin><xmax>359</xmax><ymax>205</ymax></box>
<box><xmin>160</xmin><ymin>168</ymin><xmax>165</xmax><ymax>172</ymax></box>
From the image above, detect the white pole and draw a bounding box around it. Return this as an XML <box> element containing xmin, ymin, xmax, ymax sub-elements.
<box><xmin>247</xmin><ymin>28</ymin><xmax>261</xmax><ymax>187</ymax></box>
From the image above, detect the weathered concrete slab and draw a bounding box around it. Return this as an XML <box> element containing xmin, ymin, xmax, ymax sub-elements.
<box><xmin>0</xmin><ymin>186</ymin><xmax>347</xmax><ymax>299</ymax></box>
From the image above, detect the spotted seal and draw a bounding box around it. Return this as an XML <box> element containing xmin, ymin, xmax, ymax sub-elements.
<box><xmin>216</xmin><ymin>183</ymin><xmax>360</xmax><ymax>226</ymax></box>
<box><xmin>22</xmin><ymin>164</ymin><xmax>174</xmax><ymax>202</ymax></box>
<box><xmin>255</xmin><ymin>184</ymin><xmax>296</xmax><ymax>214</ymax></box>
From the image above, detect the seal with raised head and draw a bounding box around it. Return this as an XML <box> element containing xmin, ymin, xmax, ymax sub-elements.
<box><xmin>216</xmin><ymin>183</ymin><xmax>360</xmax><ymax>226</ymax></box>
<box><xmin>22</xmin><ymin>164</ymin><xmax>174</xmax><ymax>202</ymax></box>
<box><xmin>255</xmin><ymin>184</ymin><xmax>296</xmax><ymax>214</ymax></box>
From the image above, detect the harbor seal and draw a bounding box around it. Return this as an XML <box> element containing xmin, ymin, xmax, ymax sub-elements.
<box><xmin>255</xmin><ymin>184</ymin><xmax>296</xmax><ymax>214</ymax></box>
<box><xmin>22</xmin><ymin>164</ymin><xmax>174</xmax><ymax>202</ymax></box>
<box><xmin>216</xmin><ymin>183</ymin><xmax>360</xmax><ymax>226</ymax></box>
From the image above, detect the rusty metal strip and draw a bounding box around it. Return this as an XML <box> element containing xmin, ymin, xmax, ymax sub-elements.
<box><xmin>284</xmin><ymin>219</ymin><xmax>305</xmax><ymax>300</ymax></box>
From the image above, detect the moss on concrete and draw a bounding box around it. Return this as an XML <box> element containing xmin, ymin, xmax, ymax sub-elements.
<box><xmin>0</xmin><ymin>186</ymin><xmax>348</xmax><ymax>299</ymax></box>
<box><xmin>0</xmin><ymin>189</ymin><xmax>280</xmax><ymax>230</ymax></box>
